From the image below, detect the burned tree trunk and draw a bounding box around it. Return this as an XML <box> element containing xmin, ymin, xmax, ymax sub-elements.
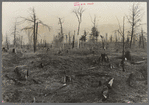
<box><xmin>68</xmin><ymin>32</ymin><xmax>71</xmax><ymax>45</ymax></box>
<box><xmin>141</xmin><ymin>29</ymin><xmax>144</xmax><ymax>49</ymax></box>
<box><xmin>36</xmin><ymin>22</ymin><xmax>38</xmax><ymax>50</ymax></box>
<box><xmin>72</xmin><ymin>31</ymin><xmax>75</xmax><ymax>49</ymax></box>
<box><xmin>33</xmin><ymin>10</ymin><xmax>36</xmax><ymax>53</ymax></box>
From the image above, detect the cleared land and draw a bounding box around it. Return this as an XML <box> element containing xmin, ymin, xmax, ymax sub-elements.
<box><xmin>2</xmin><ymin>43</ymin><xmax>148</xmax><ymax>103</ymax></box>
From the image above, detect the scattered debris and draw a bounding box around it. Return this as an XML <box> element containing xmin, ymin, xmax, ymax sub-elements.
<box><xmin>63</xmin><ymin>83</ymin><xmax>67</xmax><ymax>86</ymax></box>
<box><xmin>125</xmin><ymin>57</ymin><xmax>127</xmax><ymax>61</ymax></box>
<box><xmin>88</xmin><ymin>67</ymin><xmax>96</xmax><ymax>70</ymax></box>
<box><xmin>57</xmin><ymin>50</ymin><xmax>63</xmax><ymax>55</ymax></box>
<box><xmin>44</xmin><ymin>83</ymin><xmax>68</xmax><ymax>97</ymax></box>
<box><xmin>107</xmin><ymin>78</ymin><xmax>114</xmax><ymax>89</ymax></box>
<box><xmin>32</xmin><ymin>78</ymin><xmax>40</xmax><ymax>84</ymax></box>
<box><xmin>37</xmin><ymin>63</ymin><xmax>44</xmax><ymax>68</ymax></box>
<box><xmin>101</xmin><ymin>85</ymin><xmax>109</xmax><ymax>102</ymax></box>
<box><xmin>109</xmin><ymin>64</ymin><xmax>115</xmax><ymax>69</ymax></box>
<box><xmin>142</xmin><ymin>57</ymin><xmax>146</xmax><ymax>60</ymax></box>
<box><xmin>5</xmin><ymin>74</ymin><xmax>24</xmax><ymax>86</ymax></box>
<box><xmin>2</xmin><ymin>47</ymin><xmax>7</xmax><ymax>52</ymax></box>
<box><xmin>33</xmin><ymin>97</ymin><xmax>36</xmax><ymax>103</ymax></box>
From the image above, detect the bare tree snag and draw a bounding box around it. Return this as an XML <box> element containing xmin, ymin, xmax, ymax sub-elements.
<box><xmin>5</xmin><ymin>33</ymin><xmax>9</xmax><ymax>50</ymax></box>
<box><xmin>68</xmin><ymin>32</ymin><xmax>71</xmax><ymax>45</ymax></box>
<box><xmin>19</xmin><ymin>7</ymin><xmax>50</xmax><ymax>53</ymax></box>
<box><xmin>72</xmin><ymin>6</ymin><xmax>85</xmax><ymax>48</ymax></box>
<box><xmin>122</xmin><ymin>16</ymin><xmax>125</xmax><ymax>72</ymax></box>
<box><xmin>126</xmin><ymin>3</ymin><xmax>144</xmax><ymax>48</ymax></box>
<box><xmin>72</xmin><ymin>31</ymin><xmax>75</xmax><ymax>49</ymax></box>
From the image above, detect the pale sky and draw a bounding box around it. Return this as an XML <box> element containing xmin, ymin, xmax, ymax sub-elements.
<box><xmin>2</xmin><ymin>2</ymin><xmax>147</xmax><ymax>44</ymax></box>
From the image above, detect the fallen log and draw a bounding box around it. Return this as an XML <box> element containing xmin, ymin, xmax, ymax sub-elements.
<box><xmin>131</xmin><ymin>60</ymin><xmax>146</xmax><ymax>64</ymax></box>
<box><xmin>44</xmin><ymin>84</ymin><xmax>68</xmax><ymax>97</ymax></box>
<box><xmin>5</xmin><ymin>74</ymin><xmax>24</xmax><ymax>86</ymax></box>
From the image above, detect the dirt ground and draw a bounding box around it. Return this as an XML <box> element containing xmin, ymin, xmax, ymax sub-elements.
<box><xmin>2</xmin><ymin>46</ymin><xmax>148</xmax><ymax>103</ymax></box>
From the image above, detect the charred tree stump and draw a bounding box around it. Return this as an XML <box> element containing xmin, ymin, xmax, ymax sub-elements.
<box><xmin>14</xmin><ymin>66</ymin><xmax>29</xmax><ymax>81</ymax></box>
<box><xmin>2</xmin><ymin>47</ymin><xmax>7</xmax><ymax>52</ymax></box>
<box><xmin>66</xmin><ymin>50</ymin><xmax>69</xmax><ymax>53</ymax></box>
<box><xmin>12</xmin><ymin>48</ymin><xmax>15</xmax><ymax>53</ymax></box>
<box><xmin>99</xmin><ymin>81</ymin><xmax>102</xmax><ymax>87</ymax></box>
<box><xmin>47</xmin><ymin>48</ymin><xmax>50</xmax><ymax>52</ymax></box>
<box><xmin>38</xmin><ymin>63</ymin><xmax>44</xmax><ymax>68</ymax></box>
<box><xmin>100</xmin><ymin>53</ymin><xmax>109</xmax><ymax>65</ymax></box>
<box><xmin>63</xmin><ymin>75</ymin><xmax>71</xmax><ymax>85</ymax></box>
<box><xmin>126</xmin><ymin>73</ymin><xmax>135</xmax><ymax>87</ymax></box>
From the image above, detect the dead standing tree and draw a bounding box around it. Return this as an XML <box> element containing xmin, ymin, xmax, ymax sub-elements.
<box><xmin>18</xmin><ymin>7</ymin><xmax>50</xmax><ymax>53</ymax></box>
<box><xmin>72</xmin><ymin>6</ymin><xmax>85</xmax><ymax>48</ymax></box>
<box><xmin>27</xmin><ymin>30</ymin><xmax>32</xmax><ymax>49</ymax></box>
<box><xmin>110</xmin><ymin>35</ymin><xmax>113</xmax><ymax>43</ymax></box>
<box><xmin>90</xmin><ymin>14</ymin><xmax>99</xmax><ymax>43</ymax></box>
<box><xmin>80</xmin><ymin>30</ymin><xmax>87</xmax><ymax>47</ymax></box>
<box><xmin>125</xmin><ymin>3</ymin><xmax>145</xmax><ymax>48</ymax></box>
<box><xmin>115</xmin><ymin>31</ymin><xmax>118</xmax><ymax>43</ymax></box>
<box><xmin>116</xmin><ymin>16</ymin><xmax>125</xmax><ymax>72</ymax></box>
<box><xmin>106</xmin><ymin>33</ymin><xmax>108</xmax><ymax>43</ymax></box>
<box><xmin>99</xmin><ymin>35</ymin><xmax>105</xmax><ymax>50</ymax></box>
<box><xmin>5</xmin><ymin>33</ymin><xmax>9</xmax><ymax>50</ymax></box>
<box><xmin>58</xmin><ymin>17</ymin><xmax>64</xmax><ymax>49</ymax></box>
<box><xmin>140</xmin><ymin>28</ymin><xmax>147</xmax><ymax>49</ymax></box>
<box><xmin>72</xmin><ymin>31</ymin><xmax>75</xmax><ymax>49</ymax></box>
<box><xmin>68</xmin><ymin>31</ymin><xmax>71</xmax><ymax>45</ymax></box>
<box><xmin>11</xmin><ymin>20</ymin><xmax>20</xmax><ymax>48</ymax></box>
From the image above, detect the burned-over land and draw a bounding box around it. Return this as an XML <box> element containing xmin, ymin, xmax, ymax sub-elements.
<box><xmin>2</xmin><ymin>2</ymin><xmax>147</xmax><ymax>103</ymax></box>
<box><xmin>2</xmin><ymin>42</ymin><xmax>148</xmax><ymax>103</ymax></box>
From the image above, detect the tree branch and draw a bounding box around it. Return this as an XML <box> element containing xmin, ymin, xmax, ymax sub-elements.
<box><xmin>38</xmin><ymin>20</ymin><xmax>51</xmax><ymax>31</ymax></box>
<box><xmin>115</xmin><ymin>16</ymin><xmax>123</xmax><ymax>34</ymax></box>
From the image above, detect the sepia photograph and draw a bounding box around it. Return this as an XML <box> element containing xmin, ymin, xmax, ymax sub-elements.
<box><xmin>2</xmin><ymin>2</ymin><xmax>147</xmax><ymax>103</ymax></box>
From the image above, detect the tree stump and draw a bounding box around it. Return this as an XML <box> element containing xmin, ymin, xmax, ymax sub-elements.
<box><xmin>14</xmin><ymin>66</ymin><xmax>29</xmax><ymax>81</ymax></box>
<box><xmin>125</xmin><ymin>50</ymin><xmax>131</xmax><ymax>60</ymax></box>
<box><xmin>12</xmin><ymin>48</ymin><xmax>15</xmax><ymax>53</ymax></box>
<box><xmin>63</xmin><ymin>75</ymin><xmax>71</xmax><ymax>84</ymax></box>
<box><xmin>127</xmin><ymin>73</ymin><xmax>135</xmax><ymax>87</ymax></box>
